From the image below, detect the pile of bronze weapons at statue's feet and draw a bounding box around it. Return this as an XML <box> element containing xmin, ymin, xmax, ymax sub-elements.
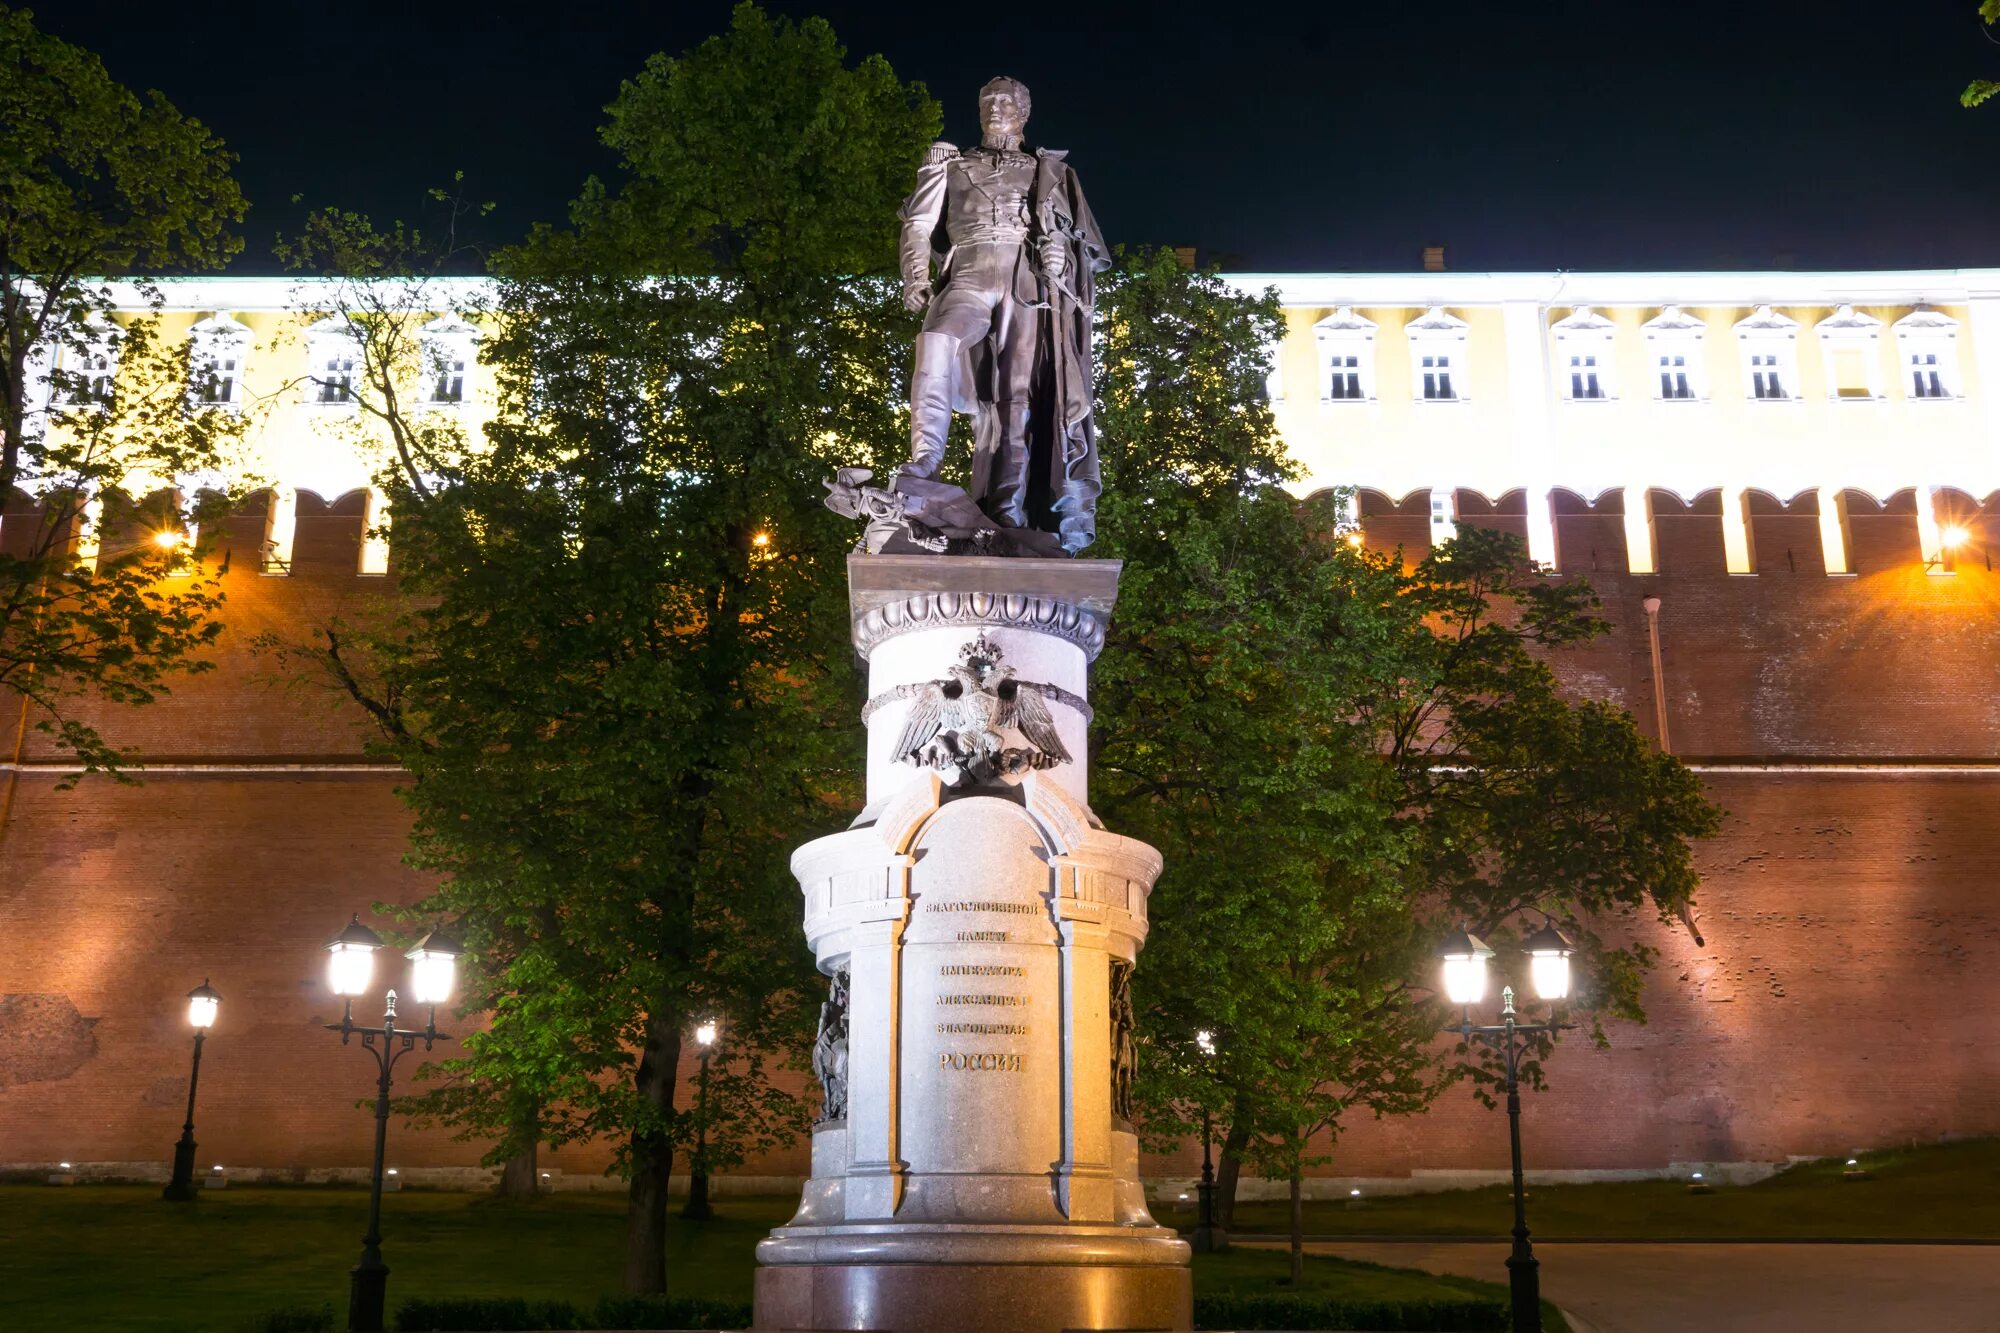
<box><xmin>822</xmin><ymin>467</ymin><xmax>1067</xmax><ymax>558</ymax></box>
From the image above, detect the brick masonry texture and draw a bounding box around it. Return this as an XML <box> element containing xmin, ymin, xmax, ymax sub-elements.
<box><xmin>3</xmin><ymin>515</ymin><xmax>1998</xmax><ymax>1182</ymax></box>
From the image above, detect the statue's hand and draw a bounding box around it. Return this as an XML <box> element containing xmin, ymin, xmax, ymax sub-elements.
<box><xmin>1036</xmin><ymin>237</ymin><xmax>1069</xmax><ymax>284</ymax></box>
<box><xmin>903</xmin><ymin>281</ymin><xmax>932</xmax><ymax>314</ymax></box>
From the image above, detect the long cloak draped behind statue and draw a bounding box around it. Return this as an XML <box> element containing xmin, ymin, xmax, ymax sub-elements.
<box><xmin>932</xmin><ymin>148</ymin><xmax>1110</xmax><ymax>553</ymax></box>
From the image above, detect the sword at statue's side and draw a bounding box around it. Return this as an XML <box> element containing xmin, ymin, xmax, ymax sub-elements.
<box><xmin>1031</xmin><ymin>155</ymin><xmax>1088</xmax><ymax>497</ymax></box>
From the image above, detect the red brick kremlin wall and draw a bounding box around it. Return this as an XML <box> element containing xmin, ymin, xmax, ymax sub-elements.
<box><xmin>3</xmin><ymin>487</ymin><xmax>1998</xmax><ymax>1187</ymax></box>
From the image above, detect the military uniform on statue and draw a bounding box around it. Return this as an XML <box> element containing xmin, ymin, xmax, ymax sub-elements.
<box><xmin>756</xmin><ymin>78</ymin><xmax>1192</xmax><ymax>1333</ymax></box>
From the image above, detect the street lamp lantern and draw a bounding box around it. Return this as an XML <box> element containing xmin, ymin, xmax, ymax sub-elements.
<box><xmin>404</xmin><ymin>924</ymin><xmax>461</xmax><ymax>1007</ymax></box>
<box><xmin>683</xmin><ymin>1019</ymin><xmax>720</xmax><ymax>1221</ymax></box>
<box><xmin>1521</xmin><ymin>921</ymin><xmax>1575</xmax><ymax>1002</ymax></box>
<box><xmin>1190</xmin><ymin>1026</ymin><xmax>1224</xmax><ymax>1254</ymax></box>
<box><xmin>1436</xmin><ymin>926</ymin><xmax>1493</xmax><ymax>1006</ymax></box>
<box><xmin>162</xmin><ymin>979</ymin><xmax>220</xmax><ymax>1202</ymax></box>
<box><xmin>187</xmin><ymin>980</ymin><xmax>220</xmax><ymax>1029</ymax></box>
<box><xmin>1440</xmin><ymin>923</ymin><xmax>1577</xmax><ymax>1333</ymax></box>
<box><xmin>325</xmin><ymin>916</ymin><xmax>384</xmax><ymax>999</ymax></box>
<box><xmin>319</xmin><ymin>914</ymin><xmax>454</xmax><ymax>1333</ymax></box>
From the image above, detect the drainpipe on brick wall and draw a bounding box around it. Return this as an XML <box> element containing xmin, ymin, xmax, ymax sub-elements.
<box><xmin>1642</xmin><ymin>595</ymin><xmax>1671</xmax><ymax>754</ymax></box>
<box><xmin>1643</xmin><ymin>594</ymin><xmax>1705</xmax><ymax>946</ymax></box>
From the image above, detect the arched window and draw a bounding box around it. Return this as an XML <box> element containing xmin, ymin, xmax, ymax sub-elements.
<box><xmin>47</xmin><ymin>316</ymin><xmax>122</xmax><ymax>411</ymax></box>
<box><xmin>419</xmin><ymin>316</ymin><xmax>479</xmax><ymax>406</ymax></box>
<box><xmin>1406</xmin><ymin>306</ymin><xmax>1468</xmax><ymax>403</ymax></box>
<box><xmin>306</xmin><ymin>318</ymin><xmax>363</xmax><ymax>410</ymax></box>
<box><xmin>187</xmin><ymin>314</ymin><xmax>252</xmax><ymax>412</ymax></box>
<box><xmin>1552</xmin><ymin>306</ymin><xmax>1617</xmax><ymax>401</ymax></box>
<box><xmin>1314</xmin><ymin>307</ymin><xmax>1378</xmax><ymax>403</ymax></box>
<box><xmin>1891</xmin><ymin>307</ymin><xmax>1960</xmax><ymax>401</ymax></box>
<box><xmin>1733</xmin><ymin>305</ymin><xmax>1800</xmax><ymax>402</ymax></box>
<box><xmin>1815</xmin><ymin>304</ymin><xmax>1884</xmax><ymax>402</ymax></box>
<box><xmin>1642</xmin><ymin>306</ymin><xmax>1708</xmax><ymax>401</ymax></box>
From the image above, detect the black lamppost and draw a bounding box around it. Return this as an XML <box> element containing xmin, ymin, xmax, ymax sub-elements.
<box><xmin>322</xmin><ymin>916</ymin><xmax>460</xmax><ymax>1333</ymax></box>
<box><xmin>681</xmin><ymin>1020</ymin><xmax>718</xmax><ymax>1220</ymax></box>
<box><xmin>161</xmin><ymin>980</ymin><xmax>220</xmax><ymax>1202</ymax></box>
<box><xmin>1190</xmin><ymin>1027</ymin><xmax>1222</xmax><ymax>1254</ymax></box>
<box><xmin>1437</xmin><ymin>922</ymin><xmax>1575</xmax><ymax>1333</ymax></box>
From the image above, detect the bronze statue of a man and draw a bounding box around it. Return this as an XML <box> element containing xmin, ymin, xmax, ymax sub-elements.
<box><xmin>898</xmin><ymin>77</ymin><xmax>1110</xmax><ymax>554</ymax></box>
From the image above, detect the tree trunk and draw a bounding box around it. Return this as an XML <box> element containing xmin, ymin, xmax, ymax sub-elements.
<box><xmin>496</xmin><ymin>1099</ymin><xmax>540</xmax><ymax>1199</ymax></box>
<box><xmin>1214</xmin><ymin>1117</ymin><xmax>1252</xmax><ymax>1245</ymax></box>
<box><xmin>625</xmin><ymin>1008</ymin><xmax>683</xmax><ymax>1294</ymax></box>
<box><xmin>1288</xmin><ymin>1166</ymin><xmax>1304</xmax><ymax>1285</ymax></box>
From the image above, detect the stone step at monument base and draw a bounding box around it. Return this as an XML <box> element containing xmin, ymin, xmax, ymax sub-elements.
<box><xmin>752</xmin><ymin>1255</ymin><xmax>1191</xmax><ymax>1333</ymax></box>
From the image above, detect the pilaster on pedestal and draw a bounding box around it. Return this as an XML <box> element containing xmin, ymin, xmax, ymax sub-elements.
<box><xmin>755</xmin><ymin>554</ymin><xmax>1190</xmax><ymax>1333</ymax></box>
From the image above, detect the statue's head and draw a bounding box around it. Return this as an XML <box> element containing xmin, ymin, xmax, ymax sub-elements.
<box><xmin>978</xmin><ymin>76</ymin><xmax>1030</xmax><ymax>140</ymax></box>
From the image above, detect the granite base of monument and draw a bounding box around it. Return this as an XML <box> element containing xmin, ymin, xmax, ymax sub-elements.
<box><xmin>750</xmin><ymin>556</ymin><xmax>1190</xmax><ymax>1333</ymax></box>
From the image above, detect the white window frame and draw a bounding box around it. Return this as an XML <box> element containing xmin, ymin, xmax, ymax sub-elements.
<box><xmin>1642</xmin><ymin>305</ymin><xmax>1707</xmax><ymax>402</ymax></box>
<box><xmin>1314</xmin><ymin>307</ymin><xmax>1377</xmax><ymax>404</ymax></box>
<box><xmin>305</xmin><ymin>318</ymin><xmax>363</xmax><ymax>412</ymax></box>
<box><xmin>187</xmin><ymin>313</ymin><xmax>252</xmax><ymax>413</ymax></box>
<box><xmin>1552</xmin><ymin>306</ymin><xmax>1617</xmax><ymax>402</ymax></box>
<box><xmin>48</xmin><ymin>316</ymin><xmax>122</xmax><ymax>413</ymax></box>
<box><xmin>1734</xmin><ymin>305</ymin><xmax>1801</xmax><ymax>403</ymax></box>
<box><xmin>1892</xmin><ymin>307</ymin><xmax>1961</xmax><ymax>402</ymax></box>
<box><xmin>1815</xmin><ymin>303</ymin><xmax>1885</xmax><ymax>402</ymax></box>
<box><xmin>419</xmin><ymin>316</ymin><xmax>479</xmax><ymax>409</ymax></box>
<box><xmin>1406</xmin><ymin>306</ymin><xmax>1468</xmax><ymax>404</ymax></box>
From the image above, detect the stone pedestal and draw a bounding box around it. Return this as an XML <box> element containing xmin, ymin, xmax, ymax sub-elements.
<box><xmin>753</xmin><ymin>555</ymin><xmax>1190</xmax><ymax>1333</ymax></box>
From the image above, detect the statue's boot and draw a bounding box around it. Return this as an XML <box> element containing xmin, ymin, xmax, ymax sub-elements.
<box><xmin>983</xmin><ymin>399</ymin><xmax>1033</xmax><ymax>527</ymax></box>
<box><xmin>903</xmin><ymin>331</ymin><xmax>957</xmax><ymax>481</ymax></box>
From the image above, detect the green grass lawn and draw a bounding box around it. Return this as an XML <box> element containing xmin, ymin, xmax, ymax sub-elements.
<box><xmin>1213</xmin><ymin>1137</ymin><xmax>2000</xmax><ymax>1240</ymax></box>
<box><xmin>0</xmin><ymin>1185</ymin><xmax>1532</xmax><ymax>1333</ymax></box>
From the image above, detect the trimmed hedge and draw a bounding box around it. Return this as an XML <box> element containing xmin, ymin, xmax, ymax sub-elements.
<box><xmin>246</xmin><ymin>1305</ymin><xmax>335</xmax><ymax>1333</ymax></box>
<box><xmin>394</xmin><ymin>1292</ymin><xmax>1515</xmax><ymax>1332</ymax></box>
<box><xmin>1193</xmin><ymin>1293</ymin><xmax>1510</xmax><ymax>1331</ymax></box>
<box><xmin>392</xmin><ymin>1295</ymin><xmax>752</xmax><ymax>1331</ymax></box>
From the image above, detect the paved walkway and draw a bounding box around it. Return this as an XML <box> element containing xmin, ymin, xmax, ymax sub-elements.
<box><xmin>1294</xmin><ymin>1240</ymin><xmax>2000</xmax><ymax>1333</ymax></box>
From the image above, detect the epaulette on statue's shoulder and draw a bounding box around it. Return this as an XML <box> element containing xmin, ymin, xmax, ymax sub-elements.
<box><xmin>923</xmin><ymin>141</ymin><xmax>960</xmax><ymax>166</ymax></box>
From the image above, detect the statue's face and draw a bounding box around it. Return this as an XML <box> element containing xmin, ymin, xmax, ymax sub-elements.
<box><xmin>979</xmin><ymin>85</ymin><xmax>1028</xmax><ymax>140</ymax></box>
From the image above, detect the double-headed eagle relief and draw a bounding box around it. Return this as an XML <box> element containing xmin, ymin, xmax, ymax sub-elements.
<box><xmin>823</xmin><ymin>76</ymin><xmax>1110</xmax><ymax>559</ymax></box>
<box><xmin>878</xmin><ymin>634</ymin><xmax>1078</xmax><ymax>785</ymax></box>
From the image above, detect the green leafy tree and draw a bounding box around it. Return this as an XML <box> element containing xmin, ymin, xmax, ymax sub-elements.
<box><xmin>268</xmin><ymin>5</ymin><xmax>938</xmax><ymax>1294</ymax></box>
<box><xmin>1091</xmin><ymin>253</ymin><xmax>1447</xmax><ymax>1276</ymax></box>
<box><xmin>1966</xmin><ymin>1</ymin><xmax>2000</xmax><ymax>106</ymax></box>
<box><xmin>1095</xmin><ymin>252</ymin><xmax>1722</xmax><ymax>1244</ymax></box>
<box><xmin>0</xmin><ymin>5</ymin><xmax>247</xmax><ymax>776</ymax></box>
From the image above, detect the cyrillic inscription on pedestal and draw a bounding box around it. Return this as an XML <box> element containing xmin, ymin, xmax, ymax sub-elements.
<box><xmin>901</xmin><ymin>796</ymin><xmax>1061</xmax><ymax>1196</ymax></box>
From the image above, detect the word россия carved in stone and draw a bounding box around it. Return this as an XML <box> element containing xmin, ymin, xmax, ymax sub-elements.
<box><xmin>882</xmin><ymin>633</ymin><xmax>1076</xmax><ymax>785</ymax></box>
<box><xmin>822</xmin><ymin>75</ymin><xmax>1109</xmax><ymax>558</ymax></box>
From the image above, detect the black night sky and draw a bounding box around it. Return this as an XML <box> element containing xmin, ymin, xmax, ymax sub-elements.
<box><xmin>40</xmin><ymin>0</ymin><xmax>2000</xmax><ymax>273</ymax></box>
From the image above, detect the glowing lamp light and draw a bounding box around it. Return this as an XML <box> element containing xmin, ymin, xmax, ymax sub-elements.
<box><xmin>1178</xmin><ymin>1192</ymin><xmax>1190</xmax><ymax>1200</ymax></box>
<box><xmin>1521</xmin><ymin>921</ymin><xmax>1576</xmax><ymax>1003</ymax></box>
<box><xmin>405</xmin><ymin>924</ymin><xmax>463</xmax><ymax>1007</ymax></box>
<box><xmin>59</xmin><ymin>1162</ymin><xmax>71</xmax><ymax>1170</ymax></box>
<box><xmin>186</xmin><ymin>979</ymin><xmax>220</xmax><ymax>1029</ymax></box>
<box><xmin>325</xmin><ymin>915</ymin><xmax>385</xmax><ymax>997</ymax></box>
<box><xmin>386</xmin><ymin>1168</ymin><xmax>399</xmax><ymax>1177</ymax></box>
<box><xmin>751</xmin><ymin>532</ymin><xmax>771</xmax><ymax>548</ymax></box>
<box><xmin>1691</xmin><ymin>1171</ymin><xmax>1704</xmax><ymax>1181</ymax></box>
<box><xmin>1344</xmin><ymin>531</ymin><xmax>1365</xmax><ymax>549</ymax></box>
<box><xmin>1940</xmin><ymin>523</ymin><xmax>1970</xmax><ymax>550</ymax></box>
<box><xmin>1195</xmin><ymin>1028</ymin><xmax>1216</xmax><ymax>1058</ymax></box>
<box><xmin>695</xmin><ymin>1020</ymin><xmax>718</xmax><ymax>1048</ymax></box>
<box><xmin>1436</xmin><ymin>927</ymin><xmax>1493</xmax><ymax>1006</ymax></box>
<box><xmin>1846</xmin><ymin>1158</ymin><xmax>1859</xmax><ymax>1166</ymax></box>
<box><xmin>1349</xmin><ymin>1188</ymin><xmax>1362</xmax><ymax>1197</ymax></box>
